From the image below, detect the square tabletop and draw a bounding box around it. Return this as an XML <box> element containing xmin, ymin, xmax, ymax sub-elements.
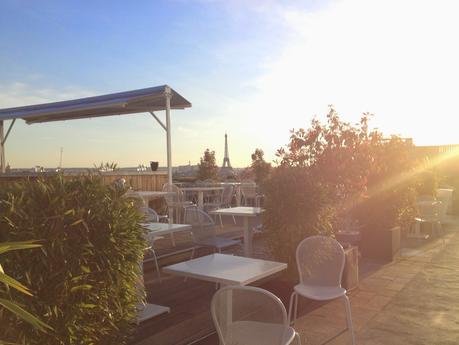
<box><xmin>209</xmin><ymin>206</ymin><xmax>264</xmax><ymax>217</ymax></box>
<box><xmin>141</xmin><ymin>223</ymin><xmax>192</xmax><ymax>237</ymax></box>
<box><xmin>162</xmin><ymin>253</ymin><xmax>287</xmax><ymax>286</ymax></box>
<box><xmin>180</xmin><ymin>186</ymin><xmax>224</xmax><ymax>192</ymax></box>
<box><xmin>135</xmin><ymin>191</ymin><xmax>173</xmax><ymax>198</ymax></box>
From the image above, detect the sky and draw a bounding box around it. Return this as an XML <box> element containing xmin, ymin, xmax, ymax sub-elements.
<box><xmin>1</xmin><ymin>0</ymin><xmax>459</xmax><ymax>168</ymax></box>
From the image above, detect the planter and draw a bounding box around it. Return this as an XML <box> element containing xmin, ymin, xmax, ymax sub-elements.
<box><xmin>342</xmin><ymin>245</ymin><xmax>359</xmax><ymax>291</ymax></box>
<box><xmin>360</xmin><ymin>226</ymin><xmax>401</xmax><ymax>262</ymax></box>
<box><xmin>150</xmin><ymin>161</ymin><xmax>159</xmax><ymax>171</ymax></box>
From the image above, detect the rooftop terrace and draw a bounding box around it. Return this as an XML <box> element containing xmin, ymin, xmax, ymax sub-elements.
<box><xmin>132</xmin><ymin>217</ymin><xmax>459</xmax><ymax>345</ymax></box>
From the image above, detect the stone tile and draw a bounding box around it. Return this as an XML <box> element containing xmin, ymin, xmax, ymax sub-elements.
<box><xmin>385</xmin><ymin>281</ymin><xmax>406</xmax><ymax>291</ymax></box>
<box><xmin>364</xmin><ymin>295</ymin><xmax>392</xmax><ymax>311</ymax></box>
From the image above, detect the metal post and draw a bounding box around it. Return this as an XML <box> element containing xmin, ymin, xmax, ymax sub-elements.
<box><xmin>0</xmin><ymin>120</ymin><xmax>5</xmax><ymax>173</ymax></box>
<box><xmin>165</xmin><ymin>86</ymin><xmax>173</xmax><ymax>186</ymax></box>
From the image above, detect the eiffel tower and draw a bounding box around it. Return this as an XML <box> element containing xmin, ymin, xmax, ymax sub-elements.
<box><xmin>222</xmin><ymin>132</ymin><xmax>232</xmax><ymax>168</ymax></box>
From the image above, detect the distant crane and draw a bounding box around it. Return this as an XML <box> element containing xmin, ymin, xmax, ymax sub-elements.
<box><xmin>58</xmin><ymin>147</ymin><xmax>63</xmax><ymax>169</ymax></box>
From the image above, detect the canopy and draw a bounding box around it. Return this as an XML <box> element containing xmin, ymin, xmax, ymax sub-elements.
<box><xmin>0</xmin><ymin>85</ymin><xmax>192</xmax><ymax>185</ymax></box>
<box><xmin>0</xmin><ymin>85</ymin><xmax>191</xmax><ymax>124</ymax></box>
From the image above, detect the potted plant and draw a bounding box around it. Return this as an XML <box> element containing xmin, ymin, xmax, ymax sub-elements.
<box><xmin>354</xmin><ymin>137</ymin><xmax>416</xmax><ymax>262</ymax></box>
<box><xmin>150</xmin><ymin>161</ymin><xmax>159</xmax><ymax>171</ymax></box>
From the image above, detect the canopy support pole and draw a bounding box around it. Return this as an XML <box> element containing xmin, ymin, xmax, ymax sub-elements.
<box><xmin>0</xmin><ymin>119</ymin><xmax>17</xmax><ymax>173</ymax></box>
<box><xmin>0</xmin><ymin>120</ymin><xmax>4</xmax><ymax>173</ymax></box>
<box><xmin>150</xmin><ymin>112</ymin><xmax>166</xmax><ymax>131</ymax></box>
<box><xmin>164</xmin><ymin>86</ymin><xmax>173</xmax><ymax>186</ymax></box>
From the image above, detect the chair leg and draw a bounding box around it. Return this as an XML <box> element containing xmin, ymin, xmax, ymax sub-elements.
<box><xmin>288</xmin><ymin>291</ymin><xmax>298</xmax><ymax>325</ymax></box>
<box><xmin>151</xmin><ymin>248</ymin><xmax>161</xmax><ymax>284</ymax></box>
<box><xmin>232</xmin><ymin>215</ymin><xmax>236</xmax><ymax>225</ymax></box>
<box><xmin>219</xmin><ymin>214</ymin><xmax>223</xmax><ymax>228</ymax></box>
<box><xmin>184</xmin><ymin>247</ymin><xmax>196</xmax><ymax>282</ymax></box>
<box><xmin>294</xmin><ymin>332</ymin><xmax>301</xmax><ymax>345</ymax></box>
<box><xmin>343</xmin><ymin>295</ymin><xmax>356</xmax><ymax>345</ymax></box>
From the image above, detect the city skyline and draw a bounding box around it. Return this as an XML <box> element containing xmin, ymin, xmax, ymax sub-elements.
<box><xmin>1</xmin><ymin>0</ymin><xmax>459</xmax><ymax>168</ymax></box>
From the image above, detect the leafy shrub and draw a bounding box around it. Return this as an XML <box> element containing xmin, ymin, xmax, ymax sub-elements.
<box><xmin>415</xmin><ymin>170</ymin><xmax>438</xmax><ymax>197</ymax></box>
<box><xmin>353</xmin><ymin>136</ymin><xmax>417</xmax><ymax>232</ymax></box>
<box><xmin>197</xmin><ymin>149</ymin><xmax>219</xmax><ymax>181</ymax></box>
<box><xmin>0</xmin><ymin>241</ymin><xmax>53</xmax><ymax>342</ymax></box>
<box><xmin>263</xmin><ymin>166</ymin><xmax>335</xmax><ymax>279</ymax></box>
<box><xmin>0</xmin><ymin>174</ymin><xmax>146</xmax><ymax>345</ymax></box>
<box><xmin>250</xmin><ymin>148</ymin><xmax>272</xmax><ymax>187</ymax></box>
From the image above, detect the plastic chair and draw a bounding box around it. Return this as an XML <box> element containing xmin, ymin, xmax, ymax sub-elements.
<box><xmin>162</xmin><ymin>183</ymin><xmax>194</xmax><ymax>223</ymax></box>
<box><xmin>204</xmin><ymin>185</ymin><xmax>237</xmax><ymax>226</ymax></box>
<box><xmin>124</xmin><ymin>190</ymin><xmax>147</xmax><ymax>208</ymax></box>
<box><xmin>212</xmin><ymin>285</ymin><xmax>301</xmax><ymax>345</ymax></box>
<box><xmin>140</xmin><ymin>207</ymin><xmax>163</xmax><ymax>283</ymax></box>
<box><xmin>288</xmin><ymin>236</ymin><xmax>355</xmax><ymax>345</ymax></box>
<box><xmin>240</xmin><ymin>181</ymin><xmax>262</xmax><ymax>207</ymax></box>
<box><xmin>183</xmin><ymin>207</ymin><xmax>241</xmax><ymax>258</ymax></box>
<box><xmin>411</xmin><ymin>200</ymin><xmax>443</xmax><ymax>238</ymax></box>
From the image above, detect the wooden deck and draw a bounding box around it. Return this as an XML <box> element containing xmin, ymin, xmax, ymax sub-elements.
<box><xmin>131</xmin><ymin>217</ymin><xmax>289</xmax><ymax>345</ymax></box>
<box><xmin>131</xmin><ymin>217</ymin><xmax>430</xmax><ymax>345</ymax></box>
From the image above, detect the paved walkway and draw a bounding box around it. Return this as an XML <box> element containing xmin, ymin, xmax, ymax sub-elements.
<box><xmin>294</xmin><ymin>229</ymin><xmax>459</xmax><ymax>345</ymax></box>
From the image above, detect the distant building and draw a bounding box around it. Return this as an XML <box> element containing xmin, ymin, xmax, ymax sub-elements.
<box><xmin>173</xmin><ymin>163</ymin><xmax>198</xmax><ymax>177</ymax></box>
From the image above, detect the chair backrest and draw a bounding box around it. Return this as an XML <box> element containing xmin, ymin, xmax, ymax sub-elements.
<box><xmin>417</xmin><ymin>201</ymin><xmax>441</xmax><ymax>220</ymax></box>
<box><xmin>436</xmin><ymin>188</ymin><xmax>452</xmax><ymax>217</ymax></box>
<box><xmin>416</xmin><ymin>194</ymin><xmax>436</xmax><ymax>203</ymax></box>
<box><xmin>139</xmin><ymin>207</ymin><xmax>159</xmax><ymax>222</ymax></box>
<box><xmin>162</xmin><ymin>183</ymin><xmax>184</xmax><ymax>205</ymax></box>
<box><xmin>241</xmin><ymin>181</ymin><xmax>257</xmax><ymax>199</ymax></box>
<box><xmin>221</xmin><ymin>185</ymin><xmax>234</xmax><ymax>206</ymax></box>
<box><xmin>124</xmin><ymin>191</ymin><xmax>146</xmax><ymax>208</ymax></box>
<box><xmin>211</xmin><ymin>285</ymin><xmax>289</xmax><ymax>345</ymax></box>
<box><xmin>183</xmin><ymin>207</ymin><xmax>216</xmax><ymax>242</ymax></box>
<box><xmin>296</xmin><ymin>235</ymin><xmax>345</xmax><ymax>288</ymax></box>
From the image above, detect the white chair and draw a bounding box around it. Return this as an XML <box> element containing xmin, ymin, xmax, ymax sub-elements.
<box><xmin>211</xmin><ymin>285</ymin><xmax>301</xmax><ymax>345</ymax></box>
<box><xmin>140</xmin><ymin>207</ymin><xmax>163</xmax><ymax>283</ymax></box>
<box><xmin>288</xmin><ymin>236</ymin><xmax>355</xmax><ymax>345</ymax></box>
<box><xmin>411</xmin><ymin>200</ymin><xmax>443</xmax><ymax>238</ymax></box>
<box><xmin>183</xmin><ymin>207</ymin><xmax>241</xmax><ymax>259</ymax></box>
<box><xmin>162</xmin><ymin>183</ymin><xmax>194</xmax><ymax>223</ymax></box>
<box><xmin>436</xmin><ymin>188</ymin><xmax>453</xmax><ymax>222</ymax></box>
<box><xmin>240</xmin><ymin>181</ymin><xmax>263</xmax><ymax>207</ymax></box>
<box><xmin>204</xmin><ymin>184</ymin><xmax>237</xmax><ymax>226</ymax></box>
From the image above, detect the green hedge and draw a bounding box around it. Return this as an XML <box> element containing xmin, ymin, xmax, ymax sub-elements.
<box><xmin>0</xmin><ymin>174</ymin><xmax>146</xmax><ymax>344</ymax></box>
<box><xmin>263</xmin><ymin>167</ymin><xmax>335</xmax><ymax>279</ymax></box>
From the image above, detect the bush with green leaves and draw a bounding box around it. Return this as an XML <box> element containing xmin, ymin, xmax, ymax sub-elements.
<box><xmin>0</xmin><ymin>174</ymin><xmax>146</xmax><ymax>345</ymax></box>
<box><xmin>197</xmin><ymin>149</ymin><xmax>219</xmax><ymax>181</ymax></box>
<box><xmin>263</xmin><ymin>166</ymin><xmax>335</xmax><ymax>279</ymax></box>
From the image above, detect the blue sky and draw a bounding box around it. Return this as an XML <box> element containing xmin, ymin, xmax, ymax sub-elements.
<box><xmin>1</xmin><ymin>0</ymin><xmax>459</xmax><ymax>168</ymax></box>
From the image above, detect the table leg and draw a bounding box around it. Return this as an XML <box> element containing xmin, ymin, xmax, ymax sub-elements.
<box><xmin>235</xmin><ymin>186</ymin><xmax>241</xmax><ymax>206</ymax></box>
<box><xmin>137</xmin><ymin>258</ymin><xmax>170</xmax><ymax>323</ymax></box>
<box><xmin>198</xmin><ymin>191</ymin><xmax>204</xmax><ymax>209</ymax></box>
<box><xmin>243</xmin><ymin>217</ymin><xmax>252</xmax><ymax>257</ymax></box>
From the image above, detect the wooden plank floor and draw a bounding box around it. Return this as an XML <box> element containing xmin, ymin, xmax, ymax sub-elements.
<box><xmin>130</xmin><ymin>217</ymin><xmax>273</xmax><ymax>345</ymax></box>
<box><xmin>129</xmin><ymin>216</ymin><xmax>399</xmax><ymax>345</ymax></box>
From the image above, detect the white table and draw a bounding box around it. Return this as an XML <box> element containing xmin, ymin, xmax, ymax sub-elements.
<box><xmin>163</xmin><ymin>253</ymin><xmax>287</xmax><ymax>286</ymax></box>
<box><xmin>164</xmin><ymin>254</ymin><xmax>286</xmax><ymax>342</ymax></box>
<box><xmin>141</xmin><ymin>222</ymin><xmax>192</xmax><ymax>240</ymax></box>
<box><xmin>181</xmin><ymin>186</ymin><xmax>224</xmax><ymax>209</ymax></box>
<box><xmin>209</xmin><ymin>207</ymin><xmax>264</xmax><ymax>257</ymax></box>
<box><xmin>137</xmin><ymin>303</ymin><xmax>170</xmax><ymax>323</ymax></box>
<box><xmin>135</xmin><ymin>191</ymin><xmax>173</xmax><ymax>204</ymax></box>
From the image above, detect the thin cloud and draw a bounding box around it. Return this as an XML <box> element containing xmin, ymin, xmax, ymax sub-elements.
<box><xmin>0</xmin><ymin>82</ymin><xmax>95</xmax><ymax>108</ymax></box>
